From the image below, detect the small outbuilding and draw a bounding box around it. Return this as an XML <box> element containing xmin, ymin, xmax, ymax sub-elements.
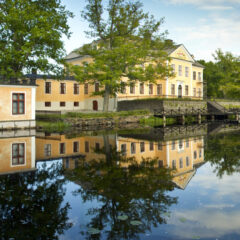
<box><xmin>0</xmin><ymin>78</ymin><xmax>37</xmax><ymax>129</ymax></box>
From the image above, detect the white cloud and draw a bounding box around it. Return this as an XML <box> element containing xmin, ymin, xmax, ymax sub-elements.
<box><xmin>200</xmin><ymin>5</ymin><xmax>233</xmax><ymax>10</ymax></box>
<box><xmin>168</xmin><ymin>209</ymin><xmax>240</xmax><ymax>239</ymax></box>
<box><xmin>169</xmin><ymin>16</ymin><xmax>240</xmax><ymax>60</ymax></box>
<box><xmin>159</xmin><ymin>0</ymin><xmax>239</xmax><ymax>11</ymax></box>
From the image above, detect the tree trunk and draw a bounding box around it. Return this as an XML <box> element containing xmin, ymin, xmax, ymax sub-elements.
<box><xmin>103</xmin><ymin>84</ymin><xmax>110</xmax><ymax>112</ymax></box>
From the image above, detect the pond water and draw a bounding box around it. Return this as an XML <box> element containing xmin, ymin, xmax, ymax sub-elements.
<box><xmin>1</xmin><ymin>124</ymin><xmax>240</xmax><ymax>239</ymax></box>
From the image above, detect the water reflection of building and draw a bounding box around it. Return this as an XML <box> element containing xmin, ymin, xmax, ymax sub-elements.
<box><xmin>36</xmin><ymin>132</ymin><xmax>204</xmax><ymax>189</ymax></box>
<box><xmin>36</xmin><ymin>133</ymin><xmax>116</xmax><ymax>168</ymax></box>
<box><xmin>117</xmin><ymin>136</ymin><xmax>204</xmax><ymax>189</ymax></box>
<box><xmin>0</xmin><ymin>130</ymin><xmax>36</xmax><ymax>175</ymax></box>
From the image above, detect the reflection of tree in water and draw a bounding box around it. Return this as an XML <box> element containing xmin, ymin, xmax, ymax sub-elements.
<box><xmin>0</xmin><ymin>162</ymin><xmax>71</xmax><ymax>240</ymax></box>
<box><xmin>205</xmin><ymin>132</ymin><xmax>240</xmax><ymax>177</ymax></box>
<box><xmin>65</xmin><ymin>137</ymin><xmax>177</xmax><ymax>240</ymax></box>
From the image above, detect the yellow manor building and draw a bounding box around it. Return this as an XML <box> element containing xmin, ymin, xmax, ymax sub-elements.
<box><xmin>35</xmin><ymin>44</ymin><xmax>204</xmax><ymax>112</ymax></box>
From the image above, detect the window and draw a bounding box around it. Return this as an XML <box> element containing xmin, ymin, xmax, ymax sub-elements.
<box><xmin>198</xmin><ymin>72</ymin><xmax>201</xmax><ymax>81</ymax></box>
<box><xmin>60</xmin><ymin>83</ymin><xmax>66</xmax><ymax>94</ymax></box>
<box><xmin>172</xmin><ymin>141</ymin><xmax>175</xmax><ymax>150</ymax></box>
<box><xmin>140</xmin><ymin>142</ymin><xmax>145</xmax><ymax>152</ymax></box>
<box><xmin>198</xmin><ymin>88</ymin><xmax>202</xmax><ymax>97</ymax></box>
<box><xmin>95</xmin><ymin>82</ymin><xmax>99</xmax><ymax>92</ymax></box>
<box><xmin>140</xmin><ymin>83</ymin><xmax>144</xmax><ymax>94</ymax></box>
<box><xmin>186</xmin><ymin>156</ymin><xmax>190</xmax><ymax>166</ymax></box>
<box><xmin>75</xmin><ymin>159</ymin><xmax>79</xmax><ymax>169</ymax></box>
<box><xmin>194</xmin><ymin>151</ymin><xmax>197</xmax><ymax>159</ymax></box>
<box><xmin>45</xmin><ymin>102</ymin><xmax>51</xmax><ymax>107</ymax></box>
<box><xmin>179</xmin><ymin>158</ymin><xmax>183</xmax><ymax>168</ymax></box>
<box><xmin>85</xmin><ymin>141</ymin><xmax>89</xmax><ymax>152</ymax></box>
<box><xmin>130</xmin><ymin>85</ymin><xmax>135</xmax><ymax>94</ymax></box>
<box><xmin>12</xmin><ymin>143</ymin><xmax>25</xmax><ymax>165</ymax></box>
<box><xmin>185</xmin><ymin>67</ymin><xmax>189</xmax><ymax>77</ymax></box>
<box><xmin>157</xmin><ymin>84</ymin><xmax>162</xmax><ymax>95</ymax></box>
<box><xmin>95</xmin><ymin>142</ymin><xmax>100</xmax><ymax>151</ymax></box>
<box><xmin>172</xmin><ymin>160</ymin><xmax>176</xmax><ymax>169</ymax></box>
<box><xmin>121</xmin><ymin>144</ymin><xmax>127</xmax><ymax>156</ymax></box>
<box><xmin>131</xmin><ymin>142</ymin><xmax>136</xmax><ymax>154</ymax></box>
<box><xmin>199</xmin><ymin>149</ymin><xmax>202</xmax><ymax>158</ymax></box>
<box><xmin>171</xmin><ymin>84</ymin><xmax>175</xmax><ymax>96</ymax></box>
<box><xmin>179</xmin><ymin>140</ymin><xmax>183</xmax><ymax>150</ymax></box>
<box><xmin>185</xmin><ymin>85</ymin><xmax>189</xmax><ymax>96</ymax></box>
<box><xmin>193</xmin><ymin>88</ymin><xmax>196</xmax><ymax>97</ymax></box>
<box><xmin>158</xmin><ymin>160</ymin><xmax>163</xmax><ymax>168</ymax></box>
<box><xmin>74</xmin><ymin>102</ymin><xmax>79</xmax><ymax>107</ymax></box>
<box><xmin>44</xmin><ymin>144</ymin><xmax>51</xmax><ymax>157</ymax></box>
<box><xmin>149</xmin><ymin>84</ymin><xmax>153</xmax><ymax>95</ymax></box>
<box><xmin>60</xmin><ymin>102</ymin><xmax>66</xmax><ymax>107</ymax></box>
<box><xmin>193</xmin><ymin>71</ymin><xmax>196</xmax><ymax>80</ymax></box>
<box><xmin>12</xmin><ymin>93</ymin><xmax>25</xmax><ymax>115</ymax></box>
<box><xmin>149</xmin><ymin>142</ymin><xmax>154</xmax><ymax>151</ymax></box>
<box><xmin>59</xmin><ymin>143</ymin><xmax>65</xmax><ymax>154</ymax></box>
<box><xmin>178</xmin><ymin>65</ymin><xmax>182</xmax><ymax>76</ymax></box>
<box><xmin>73</xmin><ymin>141</ymin><xmax>79</xmax><ymax>153</ymax></box>
<box><xmin>158</xmin><ymin>142</ymin><xmax>162</xmax><ymax>150</ymax></box>
<box><xmin>73</xmin><ymin>83</ymin><xmax>79</xmax><ymax>94</ymax></box>
<box><xmin>45</xmin><ymin>82</ymin><xmax>51</xmax><ymax>94</ymax></box>
<box><xmin>171</xmin><ymin>64</ymin><xmax>175</xmax><ymax>73</ymax></box>
<box><xmin>84</xmin><ymin>83</ymin><xmax>88</xmax><ymax>94</ymax></box>
<box><xmin>186</xmin><ymin>139</ymin><xmax>189</xmax><ymax>148</ymax></box>
<box><xmin>65</xmin><ymin>159</ymin><xmax>69</xmax><ymax>169</ymax></box>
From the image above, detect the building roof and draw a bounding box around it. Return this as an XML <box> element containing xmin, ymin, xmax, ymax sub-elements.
<box><xmin>164</xmin><ymin>44</ymin><xmax>182</xmax><ymax>55</ymax></box>
<box><xmin>193</xmin><ymin>62</ymin><xmax>205</xmax><ymax>68</ymax></box>
<box><xmin>65</xmin><ymin>51</ymin><xmax>82</xmax><ymax>60</ymax></box>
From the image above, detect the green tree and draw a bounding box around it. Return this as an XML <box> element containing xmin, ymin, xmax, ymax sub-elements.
<box><xmin>199</xmin><ymin>49</ymin><xmax>240</xmax><ymax>99</ymax></box>
<box><xmin>71</xmin><ymin>0</ymin><xmax>174</xmax><ymax>111</ymax></box>
<box><xmin>0</xmin><ymin>0</ymin><xmax>73</xmax><ymax>80</ymax></box>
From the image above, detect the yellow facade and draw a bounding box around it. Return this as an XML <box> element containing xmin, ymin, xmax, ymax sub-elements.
<box><xmin>0</xmin><ymin>85</ymin><xmax>35</xmax><ymax>121</ymax></box>
<box><xmin>0</xmin><ymin>84</ymin><xmax>36</xmax><ymax>129</ymax></box>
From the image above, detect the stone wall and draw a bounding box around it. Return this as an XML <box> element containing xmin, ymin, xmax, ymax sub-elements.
<box><xmin>216</xmin><ymin>101</ymin><xmax>240</xmax><ymax>109</ymax></box>
<box><xmin>117</xmin><ymin>99</ymin><xmax>207</xmax><ymax>112</ymax></box>
<box><xmin>63</xmin><ymin>115</ymin><xmax>149</xmax><ymax>130</ymax></box>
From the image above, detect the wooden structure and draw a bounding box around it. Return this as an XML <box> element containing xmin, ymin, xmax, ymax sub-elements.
<box><xmin>154</xmin><ymin>101</ymin><xmax>240</xmax><ymax>126</ymax></box>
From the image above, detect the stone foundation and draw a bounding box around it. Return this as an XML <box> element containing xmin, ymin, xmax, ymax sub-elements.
<box><xmin>0</xmin><ymin>120</ymin><xmax>36</xmax><ymax>130</ymax></box>
<box><xmin>117</xmin><ymin>99</ymin><xmax>207</xmax><ymax>112</ymax></box>
<box><xmin>63</xmin><ymin>115</ymin><xmax>149</xmax><ymax>129</ymax></box>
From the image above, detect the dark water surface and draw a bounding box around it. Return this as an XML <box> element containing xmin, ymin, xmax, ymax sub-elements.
<box><xmin>1</xmin><ymin>124</ymin><xmax>240</xmax><ymax>239</ymax></box>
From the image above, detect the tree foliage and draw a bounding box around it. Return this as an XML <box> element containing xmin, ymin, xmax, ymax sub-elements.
<box><xmin>0</xmin><ymin>0</ymin><xmax>73</xmax><ymax>80</ymax></box>
<box><xmin>0</xmin><ymin>162</ymin><xmax>71</xmax><ymax>239</ymax></box>
<box><xmin>199</xmin><ymin>49</ymin><xmax>240</xmax><ymax>99</ymax></box>
<box><xmin>71</xmin><ymin>0</ymin><xmax>174</xmax><ymax>111</ymax></box>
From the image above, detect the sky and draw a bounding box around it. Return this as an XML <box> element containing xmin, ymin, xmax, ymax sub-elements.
<box><xmin>62</xmin><ymin>0</ymin><xmax>240</xmax><ymax>61</ymax></box>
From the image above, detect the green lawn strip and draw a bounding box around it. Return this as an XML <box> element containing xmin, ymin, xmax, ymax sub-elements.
<box><xmin>36</xmin><ymin>109</ymin><xmax>150</xmax><ymax>121</ymax></box>
<box><xmin>37</xmin><ymin>121</ymin><xmax>70</xmax><ymax>133</ymax></box>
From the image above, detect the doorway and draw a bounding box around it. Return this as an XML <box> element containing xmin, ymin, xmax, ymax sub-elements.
<box><xmin>178</xmin><ymin>85</ymin><xmax>182</xmax><ymax>98</ymax></box>
<box><xmin>93</xmin><ymin>100</ymin><xmax>98</xmax><ymax>111</ymax></box>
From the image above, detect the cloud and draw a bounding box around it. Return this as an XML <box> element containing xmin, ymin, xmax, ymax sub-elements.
<box><xmin>168</xmin><ymin>209</ymin><xmax>240</xmax><ymax>239</ymax></box>
<box><xmin>200</xmin><ymin>5</ymin><xmax>233</xmax><ymax>10</ymax></box>
<box><xmin>170</xmin><ymin>16</ymin><xmax>240</xmax><ymax>60</ymax></box>
<box><xmin>159</xmin><ymin>0</ymin><xmax>239</xmax><ymax>11</ymax></box>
